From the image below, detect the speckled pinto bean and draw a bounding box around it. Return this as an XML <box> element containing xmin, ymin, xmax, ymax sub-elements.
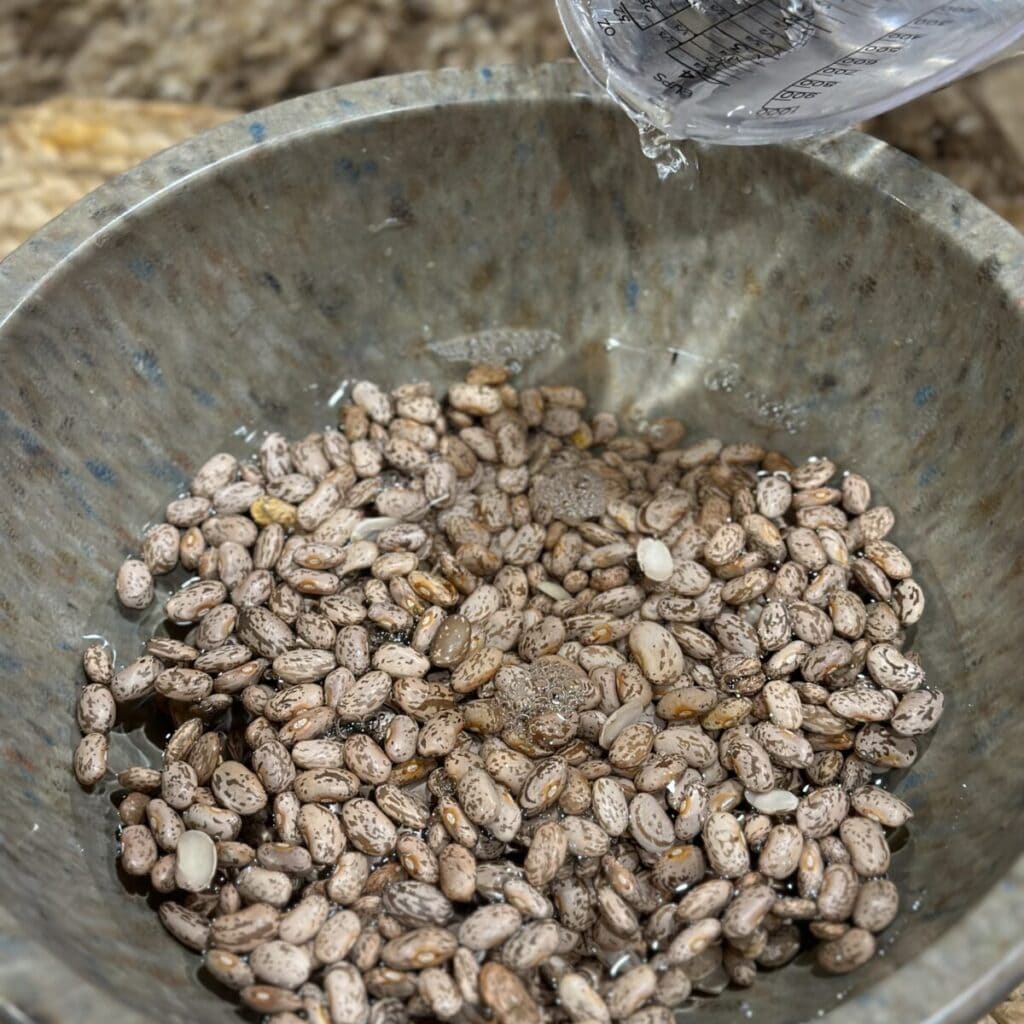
<box><xmin>74</xmin><ymin>369</ymin><xmax>942</xmax><ymax>1015</ymax></box>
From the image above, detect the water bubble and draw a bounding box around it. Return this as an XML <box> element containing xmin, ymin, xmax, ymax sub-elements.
<box><xmin>530</xmin><ymin>656</ymin><xmax>592</xmax><ymax>713</ymax></box>
<box><xmin>493</xmin><ymin>654</ymin><xmax>593</xmax><ymax>732</ymax></box>
<box><xmin>530</xmin><ymin>459</ymin><xmax>609</xmax><ymax>523</ymax></box>
<box><xmin>426</xmin><ymin>327</ymin><xmax>559</xmax><ymax>367</ymax></box>
<box><xmin>703</xmin><ymin>361</ymin><xmax>742</xmax><ymax>393</ymax></box>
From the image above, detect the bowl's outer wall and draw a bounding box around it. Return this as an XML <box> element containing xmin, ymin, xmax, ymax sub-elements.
<box><xmin>0</xmin><ymin>65</ymin><xmax>1022</xmax><ymax>1024</ymax></box>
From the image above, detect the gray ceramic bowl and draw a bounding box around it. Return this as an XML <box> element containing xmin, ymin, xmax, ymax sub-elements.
<box><xmin>0</xmin><ymin>64</ymin><xmax>1022</xmax><ymax>1024</ymax></box>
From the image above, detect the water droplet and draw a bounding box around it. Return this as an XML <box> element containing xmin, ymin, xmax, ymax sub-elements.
<box><xmin>530</xmin><ymin>459</ymin><xmax>609</xmax><ymax>523</ymax></box>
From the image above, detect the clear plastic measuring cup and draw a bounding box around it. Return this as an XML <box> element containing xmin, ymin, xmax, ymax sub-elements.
<box><xmin>556</xmin><ymin>0</ymin><xmax>1024</xmax><ymax>144</ymax></box>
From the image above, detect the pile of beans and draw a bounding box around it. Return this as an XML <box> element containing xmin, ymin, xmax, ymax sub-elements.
<box><xmin>73</xmin><ymin>365</ymin><xmax>942</xmax><ymax>1024</ymax></box>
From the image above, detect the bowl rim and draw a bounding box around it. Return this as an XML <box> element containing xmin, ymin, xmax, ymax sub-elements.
<box><xmin>0</xmin><ymin>63</ymin><xmax>1022</xmax><ymax>1024</ymax></box>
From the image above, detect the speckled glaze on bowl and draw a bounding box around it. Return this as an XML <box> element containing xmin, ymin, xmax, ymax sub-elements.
<box><xmin>0</xmin><ymin>64</ymin><xmax>1021</xmax><ymax>1024</ymax></box>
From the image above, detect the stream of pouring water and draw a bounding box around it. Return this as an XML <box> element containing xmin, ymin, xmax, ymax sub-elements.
<box><xmin>635</xmin><ymin>116</ymin><xmax>695</xmax><ymax>183</ymax></box>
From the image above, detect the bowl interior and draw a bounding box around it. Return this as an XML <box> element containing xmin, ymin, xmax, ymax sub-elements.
<box><xmin>0</xmin><ymin>68</ymin><xmax>1021</xmax><ymax>1024</ymax></box>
